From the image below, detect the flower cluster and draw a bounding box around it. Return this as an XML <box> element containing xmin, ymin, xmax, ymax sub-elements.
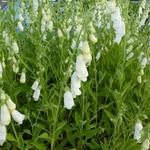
<box><xmin>0</xmin><ymin>90</ymin><xmax>25</xmax><ymax>145</ymax></box>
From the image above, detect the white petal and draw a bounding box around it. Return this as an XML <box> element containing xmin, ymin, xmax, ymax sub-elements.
<box><xmin>31</xmin><ymin>80</ymin><xmax>39</xmax><ymax>90</ymax></box>
<box><xmin>11</xmin><ymin>110</ymin><xmax>25</xmax><ymax>125</ymax></box>
<box><xmin>71</xmin><ymin>72</ymin><xmax>81</xmax><ymax>98</ymax></box>
<box><xmin>0</xmin><ymin>124</ymin><xmax>7</xmax><ymax>146</ymax></box>
<box><xmin>76</xmin><ymin>55</ymin><xmax>88</xmax><ymax>82</ymax></box>
<box><xmin>20</xmin><ymin>72</ymin><xmax>26</xmax><ymax>84</ymax></box>
<box><xmin>33</xmin><ymin>88</ymin><xmax>40</xmax><ymax>101</ymax></box>
<box><xmin>89</xmin><ymin>34</ymin><xmax>97</xmax><ymax>44</ymax></box>
<box><xmin>64</xmin><ymin>91</ymin><xmax>74</xmax><ymax>110</ymax></box>
<box><xmin>0</xmin><ymin>105</ymin><xmax>11</xmax><ymax>125</ymax></box>
<box><xmin>134</xmin><ymin>121</ymin><xmax>143</xmax><ymax>141</ymax></box>
<box><xmin>6</xmin><ymin>98</ymin><xmax>16</xmax><ymax>111</ymax></box>
<box><xmin>17</xmin><ymin>21</ymin><xmax>24</xmax><ymax>31</ymax></box>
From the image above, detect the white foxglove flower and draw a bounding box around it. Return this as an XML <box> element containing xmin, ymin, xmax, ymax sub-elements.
<box><xmin>79</xmin><ymin>41</ymin><xmax>90</xmax><ymax>54</ymax></box>
<box><xmin>33</xmin><ymin>88</ymin><xmax>40</xmax><ymax>101</ymax></box>
<box><xmin>17</xmin><ymin>21</ymin><xmax>24</xmax><ymax>31</ymax></box>
<box><xmin>33</xmin><ymin>0</ymin><xmax>39</xmax><ymax>11</ymax></box>
<box><xmin>141</xmin><ymin>139</ymin><xmax>150</xmax><ymax>150</ymax></box>
<box><xmin>0</xmin><ymin>104</ymin><xmax>11</xmax><ymax>125</ymax></box>
<box><xmin>71</xmin><ymin>72</ymin><xmax>81</xmax><ymax>98</ymax></box>
<box><xmin>137</xmin><ymin>75</ymin><xmax>142</xmax><ymax>84</ymax></box>
<box><xmin>31</xmin><ymin>80</ymin><xmax>39</xmax><ymax>90</ymax></box>
<box><xmin>134</xmin><ymin>121</ymin><xmax>143</xmax><ymax>141</ymax></box>
<box><xmin>76</xmin><ymin>55</ymin><xmax>88</xmax><ymax>82</ymax></box>
<box><xmin>89</xmin><ymin>33</ymin><xmax>97</xmax><ymax>44</ymax></box>
<box><xmin>96</xmin><ymin>52</ymin><xmax>101</xmax><ymax>61</ymax></box>
<box><xmin>64</xmin><ymin>91</ymin><xmax>74</xmax><ymax>109</ymax></box>
<box><xmin>12</xmin><ymin>42</ymin><xmax>19</xmax><ymax>54</ymax></box>
<box><xmin>0</xmin><ymin>124</ymin><xmax>6</xmax><ymax>146</ymax></box>
<box><xmin>20</xmin><ymin>72</ymin><xmax>26</xmax><ymax>84</ymax></box>
<box><xmin>111</xmin><ymin>7</ymin><xmax>125</xmax><ymax>44</ymax></box>
<box><xmin>6</xmin><ymin>98</ymin><xmax>16</xmax><ymax>112</ymax></box>
<box><xmin>11</xmin><ymin>110</ymin><xmax>25</xmax><ymax>125</ymax></box>
<box><xmin>0</xmin><ymin>62</ymin><xmax>3</xmax><ymax>79</ymax></box>
<box><xmin>58</xmin><ymin>29</ymin><xmax>63</xmax><ymax>38</ymax></box>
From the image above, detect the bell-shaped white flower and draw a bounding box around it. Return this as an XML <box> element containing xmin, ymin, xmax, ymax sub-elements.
<box><xmin>0</xmin><ymin>104</ymin><xmax>11</xmax><ymax>125</ymax></box>
<box><xmin>71</xmin><ymin>72</ymin><xmax>81</xmax><ymax>98</ymax></box>
<box><xmin>12</xmin><ymin>41</ymin><xmax>19</xmax><ymax>54</ymax></box>
<box><xmin>134</xmin><ymin>121</ymin><xmax>143</xmax><ymax>141</ymax></box>
<box><xmin>79</xmin><ymin>41</ymin><xmax>91</xmax><ymax>54</ymax></box>
<box><xmin>31</xmin><ymin>80</ymin><xmax>39</xmax><ymax>90</ymax></box>
<box><xmin>64</xmin><ymin>91</ymin><xmax>74</xmax><ymax>109</ymax></box>
<box><xmin>11</xmin><ymin>110</ymin><xmax>25</xmax><ymax>125</ymax></box>
<box><xmin>33</xmin><ymin>87</ymin><xmax>41</xmax><ymax>101</ymax></box>
<box><xmin>89</xmin><ymin>33</ymin><xmax>97</xmax><ymax>44</ymax></box>
<box><xmin>6</xmin><ymin>98</ymin><xmax>16</xmax><ymax>112</ymax></box>
<box><xmin>76</xmin><ymin>55</ymin><xmax>88</xmax><ymax>82</ymax></box>
<box><xmin>20</xmin><ymin>72</ymin><xmax>26</xmax><ymax>84</ymax></box>
<box><xmin>0</xmin><ymin>124</ymin><xmax>6</xmax><ymax>146</ymax></box>
<box><xmin>17</xmin><ymin>21</ymin><xmax>24</xmax><ymax>31</ymax></box>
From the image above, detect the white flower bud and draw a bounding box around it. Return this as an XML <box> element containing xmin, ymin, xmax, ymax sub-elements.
<box><xmin>71</xmin><ymin>72</ymin><xmax>81</xmax><ymax>98</ymax></box>
<box><xmin>31</xmin><ymin>80</ymin><xmax>39</xmax><ymax>90</ymax></box>
<box><xmin>89</xmin><ymin>33</ymin><xmax>97</xmax><ymax>44</ymax></box>
<box><xmin>0</xmin><ymin>105</ymin><xmax>11</xmax><ymax>125</ymax></box>
<box><xmin>96</xmin><ymin>52</ymin><xmax>101</xmax><ymax>61</ymax></box>
<box><xmin>0</xmin><ymin>124</ymin><xmax>6</xmax><ymax>146</ymax></box>
<box><xmin>64</xmin><ymin>91</ymin><xmax>74</xmax><ymax>109</ymax></box>
<box><xmin>19</xmin><ymin>14</ymin><xmax>24</xmax><ymax>22</ymax></box>
<box><xmin>47</xmin><ymin>21</ymin><xmax>53</xmax><ymax>32</ymax></box>
<box><xmin>11</xmin><ymin>110</ymin><xmax>25</xmax><ymax>125</ymax></box>
<box><xmin>20</xmin><ymin>72</ymin><xmax>26</xmax><ymax>84</ymax></box>
<box><xmin>58</xmin><ymin>29</ymin><xmax>63</xmax><ymax>38</ymax></box>
<box><xmin>6</xmin><ymin>98</ymin><xmax>16</xmax><ymax>111</ymax></box>
<box><xmin>141</xmin><ymin>139</ymin><xmax>150</xmax><ymax>150</ymax></box>
<box><xmin>13</xmin><ymin>64</ymin><xmax>19</xmax><ymax>73</ymax></box>
<box><xmin>137</xmin><ymin>75</ymin><xmax>142</xmax><ymax>84</ymax></box>
<box><xmin>79</xmin><ymin>41</ymin><xmax>90</xmax><ymax>54</ymax></box>
<box><xmin>134</xmin><ymin>121</ymin><xmax>143</xmax><ymax>141</ymax></box>
<box><xmin>12</xmin><ymin>42</ymin><xmax>19</xmax><ymax>54</ymax></box>
<box><xmin>141</xmin><ymin>57</ymin><xmax>148</xmax><ymax>68</ymax></box>
<box><xmin>17</xmin><ymin>21</ymin><xmax>24</xmax><ymax>31</ymax></box>
<box><xmin>33</xmin><ymin>0</ymin><xmax>39</xmax><ymax>11</ymax></box>
<box><xmin>33</xmin><ymin>88</ymin><xmax>41</xmax><ymax>101</ymax></box>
